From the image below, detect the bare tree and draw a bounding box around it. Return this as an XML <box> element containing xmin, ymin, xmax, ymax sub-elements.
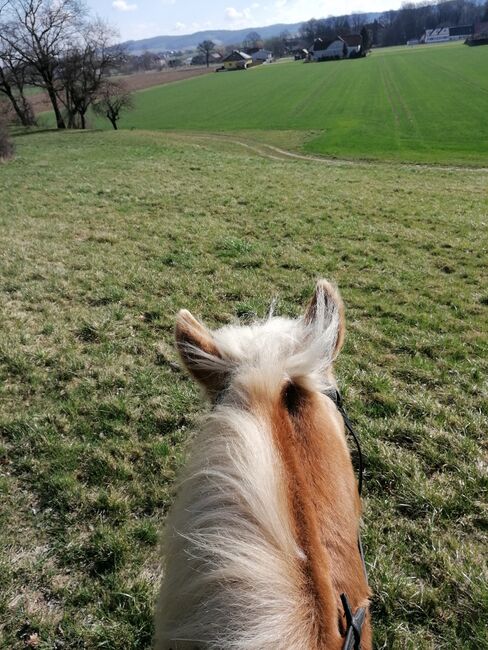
<box><xmin>0</xmin><ymin>113</ymin><xmax>14</xmax><ymax>158</ymax></box>
<box><xmin>0</xmin><ymin>40</ymin><xmax>36</xmax><ymax>125</ymax></box>
<box><xmin>58</xmin><ymin>20</ymin><xmax>123</xmax><ymax>129</ymax></box>
<box><xmin>482</xmin><ymin>0</ymin><xmax>488</xmax><ymax>21</ymax></box>
<box><xmin>93</xmin><ymin>81</ymin><xmax>133</xmax><ymax>130</ymax></box>
<box><xmin>360</xmin><ymin>26</ymin><xmax>371</xmax><ymax>53</ymax></box>
<box><xmin>243</xmin><ymin>31</ymin><xmax>262</xmax><ymax>49</ymax></box>
<box><xmin>350</xmin><ymin>13</ymin><xmax>366</xmax><ymax>33</ymax></box>
<box><xmin>197</xmin><ymin>40</ymin><xmax>215</xmax><ymax>68</ymax></box>
<box><xmin>0</xmin><ymin>0</ymin><xmax>87</xmax><ymax>129</ymax></box>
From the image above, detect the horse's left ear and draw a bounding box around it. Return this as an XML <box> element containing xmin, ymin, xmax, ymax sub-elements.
<box><xmin>175</xmin><ymin>310</ymin><xmax>228</xmax><ymax>399</ymax></box>
<box><xmin>303</xmin><ymin>279</ymin><xmax>345</xmax><ymax>360</ymax></box>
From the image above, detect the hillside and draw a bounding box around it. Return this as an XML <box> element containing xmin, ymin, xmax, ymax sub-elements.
<box><xmin>122</xmin><ymin>23</ymin><xmax>303</xmax><ymax>53</ymax></box>
<box><xmin>121</xmin><ymin>15</ymin><xmax>382</xmax><ymax>53</ymax></box>
<box><xmin>112</xmin><ymin>42</ymin><xmax>488</xmax><ymax>166</ymax></box>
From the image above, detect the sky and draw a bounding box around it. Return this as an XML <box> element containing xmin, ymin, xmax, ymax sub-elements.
<box><xmin>86</xmin><ymin>0</ymin><xmax>402</xmax><ymax>42</ymax></box>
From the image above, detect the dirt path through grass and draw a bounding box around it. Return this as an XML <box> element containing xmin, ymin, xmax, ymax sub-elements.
<box><xmin>187</xmin><ymin>132</ymin><xmax>488</xmax><ymax>172</ymax></box>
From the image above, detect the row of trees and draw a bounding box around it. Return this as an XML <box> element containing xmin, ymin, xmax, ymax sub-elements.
<box><xmin>0</xmin><ymin>0</ymin><xmax>133</xmax><ymax>129</ymax></box>
<box><xmin>299</xmin><ymin>0</ymin><xmax>488</xmax><ymax>48</ymax></box>
<box><xmin>381</xmin><ymin>0</ymin><xmax>488</xmax><ymax>46</ymax></box>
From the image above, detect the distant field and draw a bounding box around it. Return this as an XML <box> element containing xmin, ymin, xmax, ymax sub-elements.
<box><xmin>1</xmin><ymin>129</ymin><xmax>487</xmax><ymax>648</ymax></box>
<box><xmin>31</xmin><ymin>66</ymin><xmax>212</xmax><ymax>114</ymax></box>
<box><xmin>114</xmin><ymin>42</ymin><xmax>488</xmax><ymax>165</ymax></box>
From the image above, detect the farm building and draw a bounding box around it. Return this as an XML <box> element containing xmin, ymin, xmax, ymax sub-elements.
<box><xmin>222</xmin><ymin>50</ymin><xmax>252</xmax><ymax>70</ymax></box>
<box><xmin>310</xmin><ymin>35</ymin><xmax>362</xmax><ymax>61</ymax></box>
<box><xmin>342</xmin><ymin>34</ymin><xmax>363</xmax><ymax>57</ymax></box>
<box><xmin>422</xmin><ymin>25</ymin><xmax>473</xmax><ymax>43</ymax></box>
<box><xmin>310</xmin><ymin>37</ymin><xmax>347</xmax><ymax>61</ymax></box>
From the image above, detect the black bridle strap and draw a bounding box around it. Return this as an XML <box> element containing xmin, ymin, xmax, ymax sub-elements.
<box><xmin>340</xmin><ymin>594</ymin><xmax>366</xmax><ymax>650</ymax></box>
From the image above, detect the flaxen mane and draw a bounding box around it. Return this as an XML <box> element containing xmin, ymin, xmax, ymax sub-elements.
<box><xmin>155</xmin><ymin>280</ymin><xmax>372</xmax><ymax>650</ymax></box>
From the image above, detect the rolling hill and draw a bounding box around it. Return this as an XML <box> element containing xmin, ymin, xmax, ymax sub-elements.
<box><xmin>121</xmin><ymin>15</ymin><xmax>382</xmax><ymax>53</ymax></box>
<box><xmin>113</xmin><ymin>42</ymin><xmax>488</xmax><ymax>166</ymax></box>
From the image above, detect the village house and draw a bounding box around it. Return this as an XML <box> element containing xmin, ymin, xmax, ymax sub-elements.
<box><xmin>310</xmin><ymin>37</ymin><xmax>347</xmax><ymax>61</ymax></box>
<box><xmin>342</xmin><ymin>34</ymin><xmax>363</xmax><ymax>57</ymax></box>
<box><xmin>222</xmin><ymin>50</ymin><xmax>252</xmax><ymax>70</ymax></box>
<box><xmin>309</xmin><ymin>35</ymin><xmax>363</xmax><ymax>61</ymax></box>
<box><xmin>251</xmin><ymin>48</ymin><xmax>273</xmax><ymax>64</ymax></box>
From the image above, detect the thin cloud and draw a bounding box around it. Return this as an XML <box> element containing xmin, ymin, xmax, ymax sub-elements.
<box><xmin>112</xmin><ymin>0</ymin><xmax>138</xmax><ymax>11</ymax></box>
<box><xmin>225</xmin><ymin>6</ymin><xmax>252</xmax><ymax>23</ymax></box>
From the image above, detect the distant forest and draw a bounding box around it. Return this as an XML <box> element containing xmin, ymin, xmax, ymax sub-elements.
<box><xmin>299</xmin><ymin>0</ymin><xmax>488</xmax><ymax>46</ymax></box>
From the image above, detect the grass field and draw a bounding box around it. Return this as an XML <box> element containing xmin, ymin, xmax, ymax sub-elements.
<box><xmin>1</xmin><ymin>128</ymin><xmax>487</xmax><ymax>648</ymax></box>
<box><xmin>107</xmin><ymin>42</ymin><xmax>488</xmax><ymax>166</ymax></box>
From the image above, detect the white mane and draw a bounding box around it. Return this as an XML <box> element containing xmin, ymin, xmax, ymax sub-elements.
<box><xmin>155</xmin><ymin>288</ymin><xmax>342</xmax><ymax>650</ymax></box>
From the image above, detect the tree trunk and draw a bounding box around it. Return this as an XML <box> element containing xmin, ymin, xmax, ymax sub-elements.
<box><xmin>107</xmin><ymin>111</ymin><xmax>117</xmax><ymax>129</ymax></box>
<box><xmin>1</xmin><ymin>87</ymin><xmax>30</xmax><ymax>126</ymax></box>
<box><xmin>45</xmin><ymin>84</ymin><xmax>66</xmax><ymax>129</ymax></box>
<box><xmin>19</xmin><ymin>95</ymin><xmax>36</xmax><ymax>126</ymax></box>
<box><xmin>80</xmin><ymin>111</ymin><xmax>86</xmax><ymax>130</ymax></box>
<box><xmin>0</xmin><ymin>73</ymin><xmax>35</xmax><ymax>126</ymax></box>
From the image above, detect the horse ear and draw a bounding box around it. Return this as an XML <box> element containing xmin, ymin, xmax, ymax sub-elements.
<box><xmin>303</xmin><ymin>279</ymin><xmax>345</xmax><ymax>360</ymax></box>
<box><xmin>175</xmin><ymin>310</ymin><xmax>227</xmax><ymax>398</ymax></box>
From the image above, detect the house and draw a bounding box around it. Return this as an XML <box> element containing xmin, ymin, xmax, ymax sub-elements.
<box><xmin>310</xmin><ymin>37</ymin><xmax>347</xmax><ymax>61</ymax></box>
<box><xmin>342</xmin><ymin>34</ymin><xmax>363</xmax><ymax>58</ymax></box>
<box><xmin>251</xmin><ymin>48</ymin><xmax>273</xmax><ymax>64</ymax></box>
<box><xmin>222</xmin><ymin>50</ymin><xmax>252</xmax><ymax>70</ymax></box>
<box><xmin>310</xmin><ymin>35</ymin><xmax>362</xmax><ymax>61</ymax></box>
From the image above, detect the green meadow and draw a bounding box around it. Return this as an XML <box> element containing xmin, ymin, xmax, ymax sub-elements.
<box><xmin>1</xmin><ymin>128</ymin><xmax>487</xmax><ymax>648</ymax></box>
<box><xmin>110</xmin><ymin>42</ymin><xmax>488</xmax><ymax>165</ymax></box>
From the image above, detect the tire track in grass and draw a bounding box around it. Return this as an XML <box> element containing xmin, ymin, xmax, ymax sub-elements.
<box><xmin>290</xmin><ymin>64</ymin><xmax>341</xmax><ymax>118</ymax></box>
<box><xmin>425</xmin><ymin>58</ymin><xmax>488</xmax><ymax>96</ymax></box>
<box><xmin>384</xmin><ymin>62</ymin><xmax>419</xmax><ymax>130</ymax></box>
<box><xmin>379</xmin><ymin>58</ymin><xmax>401</xmax><ymax>130</ymax></box>
<box><xmin>383</xmin><ymin>59</ymin><xmax>425</xmax><ymax>155</ymax></box>
<box><xmin>185</xmin><ymin>132</ymin><xmax>488</xmax><ymax>172</ymax></box>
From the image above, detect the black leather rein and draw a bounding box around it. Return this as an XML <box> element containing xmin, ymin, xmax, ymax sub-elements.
<box><xmin>323</xmin><ymin>387</ymin><xmax>368</xmax><ymax>650</ymax></box>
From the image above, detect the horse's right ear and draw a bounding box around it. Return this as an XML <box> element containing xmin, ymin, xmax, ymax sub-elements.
<box><xmin>175</xmin><ymin>310</ymin><xmax>228</xmax><ymax>399</ymax></box>
<box><xmin>303</xmin><ymin>279</ymin><xmax>345</xmax><ymax>360</ymax></box>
